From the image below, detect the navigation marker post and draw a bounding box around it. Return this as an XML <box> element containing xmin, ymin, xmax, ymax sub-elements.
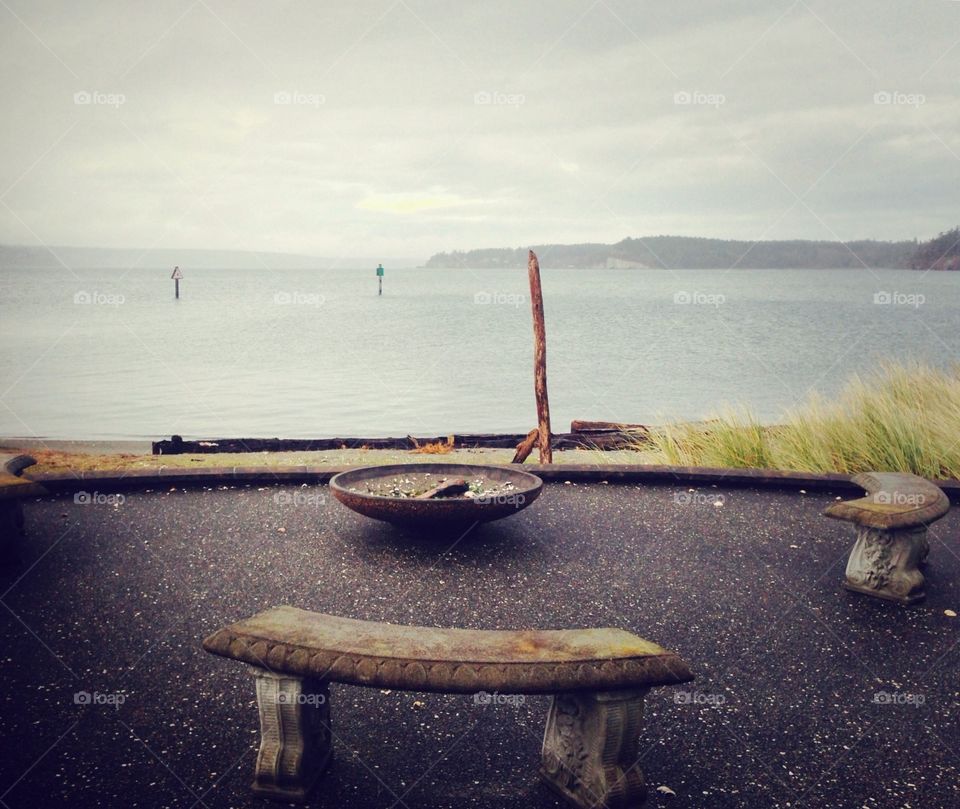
<box><xmin>376</xmin><ymin>263</ymin><xmax>384</xmax><ymax>296</ymax></box>
<box><xmin>171</xmin><ymin>265</ymin><xmax>183</xmax><ymax>299</ymax></box>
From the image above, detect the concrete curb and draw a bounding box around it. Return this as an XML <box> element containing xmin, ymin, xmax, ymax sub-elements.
<box><xmin>22</xmin><ymin>462</ymin><xmax>960</xmax><ymax>501</ymax></box>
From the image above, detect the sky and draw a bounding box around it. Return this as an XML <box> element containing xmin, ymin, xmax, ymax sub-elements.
<box><xmin>0</xmin><ymin>0</ymin><xmax>958</xmax><ymax>261</ymax></box>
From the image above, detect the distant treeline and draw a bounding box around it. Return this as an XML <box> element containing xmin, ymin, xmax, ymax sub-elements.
<box><xmin>425</xmin><ymin>231</ymin><xmax>960</xmax><ymax>270</ymax></box>
<box><xmin>911</xmin><ymin>227</ymin><xmax>960</xmax><ymax>271</ymax></box>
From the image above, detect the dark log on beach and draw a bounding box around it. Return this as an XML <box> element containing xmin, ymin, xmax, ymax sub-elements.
<box><xmin>527</xmin><ymin>250</ymin><xmax>553</xmax><ymax>464</ymax></box>
<box><xmin>154</xmin><ymin>434</ymin><xmax>529</xmax><ymax>454</ymax></box>
<box><xmin>151</xmin><ymin>431</ymin><xmax>643</xmax><ymax>456</ymax></box>
<box><xmin>511</xmin><ymin>429</ymin><xmax>539</xmax><ymax>464</ymax></box>
<box><xmin>416</xmin><ymin>478</ymin><xmax>470</xmax><ymax>499</ymax></box>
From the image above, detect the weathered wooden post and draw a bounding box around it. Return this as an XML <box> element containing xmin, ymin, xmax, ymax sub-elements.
<box><xmin>527</xmin><ymin>250</ymin><xmax>552</xmax><ymax>463</ymax></box>
<box><xmin>171</xmin><ymin>265</ymin><xmax>183</xmax><ymax>299</ymax></box>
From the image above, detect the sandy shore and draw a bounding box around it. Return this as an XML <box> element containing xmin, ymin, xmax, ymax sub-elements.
<box><xmin>0</xmin><ymin>439</ymin><xmax>657</xmax><ymax>474</ymax></box>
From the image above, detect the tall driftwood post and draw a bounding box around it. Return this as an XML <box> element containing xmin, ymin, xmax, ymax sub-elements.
<box><xmin>527</xmin><ymin>250</ymin><xmax>552</xmax><ymax>463</ymax></box>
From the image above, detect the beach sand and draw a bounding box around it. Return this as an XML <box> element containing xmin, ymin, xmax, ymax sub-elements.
<box><xmin>0</xmin><ymin>440</ymin><xmax>657</xmax><ymax>474</ymax></box>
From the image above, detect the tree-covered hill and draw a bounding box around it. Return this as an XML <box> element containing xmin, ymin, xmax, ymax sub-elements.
<box><xmin>425</xmin><ymin>234</ymin><xmax>921</xmax><ymax>270</ymax></box>
<box><xmin>911</xmin><ymin>227</ymin><xmax>960</xmax><ymax>271</ymax></box>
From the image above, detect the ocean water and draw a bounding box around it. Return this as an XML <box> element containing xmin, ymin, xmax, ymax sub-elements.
<box><xmin>0</xmin><ymin>266</ymin><xmax>956</xmax><ymax>440</ymax></box>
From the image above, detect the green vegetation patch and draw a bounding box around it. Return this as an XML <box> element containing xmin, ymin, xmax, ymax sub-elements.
<box><xmin>644</xmin><ymin>362</ymin><xmax>960</xmax><ymax>479</ymax></box>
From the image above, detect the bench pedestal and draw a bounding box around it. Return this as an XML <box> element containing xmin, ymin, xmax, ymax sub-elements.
<box><xmin>541</xmin><ymin>689</ymin><xmax>649</xmax><ymax>809</ymax></box>
<box><xmin>844</xmin><ymin>526</ymin><xmax>928</xmax><ymax>605</ymax></box>
<box><xmin>251</xmin><ymin>670</ymin><xmax>331</xmax><ymax>803</ymax></box>
<box><xmin>248</xmin><ymin>672</ymin><xmax>653</xmax><ymax>808</ymax></box>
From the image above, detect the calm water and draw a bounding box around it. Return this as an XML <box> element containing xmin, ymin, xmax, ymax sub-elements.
<box><xmin>0</xmin><ymin>266</ymin><xmax>957</xmax><ymax>440</ymax></box>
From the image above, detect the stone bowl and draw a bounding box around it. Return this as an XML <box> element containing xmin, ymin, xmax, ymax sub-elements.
<box><xmin>329</xmin><ymin>464</ymin><xmax>543</xmax><ymax>528</ymax></box>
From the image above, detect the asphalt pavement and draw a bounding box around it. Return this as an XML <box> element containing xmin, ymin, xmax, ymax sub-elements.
<box><xmin>2</xmin><ymin>480</ymin><xmax>958</xmax><ymax>808</ymax></box>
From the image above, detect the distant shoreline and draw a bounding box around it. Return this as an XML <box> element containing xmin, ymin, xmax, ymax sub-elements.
<box><xmin>425</xmin><ymin>230</ymin><xmax>960</xmax><ymax>271</ymax></box>
<box><xmin>420</xmin><ymin>263</ymin><xmax>936</xmax><ymax>271</ymax></box>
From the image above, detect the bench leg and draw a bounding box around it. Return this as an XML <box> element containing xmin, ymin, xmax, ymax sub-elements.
<box><xmin>540</xmin><ymin>689</ymin><xmax>649</xmax><ymax>809</ymax></box>
<box><xmin>251</xmin><ymin>669</ymin><xmax>332</xmax><ymax>802</ymax></box>
<box><xmin>844</xmin><ymin>526</ymin><xmax>927</xmax><ymax>605</ymax></box>
<box><xmin>0</xmin><ymin>499</ymin><xmax>25</xmax><ymax>565</ymax></box>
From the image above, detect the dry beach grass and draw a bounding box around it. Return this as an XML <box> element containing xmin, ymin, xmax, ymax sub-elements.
<box><xmin>644</xmin><ymin>362</ymin><xmax>960</xmax><ymax>478</ymax></box>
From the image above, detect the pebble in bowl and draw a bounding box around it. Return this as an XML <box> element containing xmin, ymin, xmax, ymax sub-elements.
<box><xmin>329</xmin><ymin>464</ymin><xmax>543</xmax><ymax>528</ymax></box>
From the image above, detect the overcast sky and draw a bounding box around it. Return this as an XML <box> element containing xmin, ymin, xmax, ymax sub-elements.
<box><xmin>1</xmin><ymin>0</ymin><xmax>958</xmax><ymax>260</ymax></box>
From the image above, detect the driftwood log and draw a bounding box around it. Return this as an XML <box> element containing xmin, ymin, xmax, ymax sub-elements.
<box><xmin>571</xmin><ymin>420</ymin><xmax>650</xmax><ymax>436</ymax></box>
<box><xmin>511</xmin><ymin>429</ymin><xmax>539</xmax><ymax>464</ymax></box>
<box><xmin>416</xmin><ymin>478</ymin><xmax>470</xmax><ymax>499</ymax></box>
<box><xmin>571</xmin><ymin>419</ymin><xmax>722</xmax><ymax>436</ymax></box>
<box><xmin>151</xmin><ymin>431</ymin><xmax>649</xmax><ymax>456</ymax></box>
<box><xmin>527</xmin><ymin>251</ymin><xmax>552</xmax><ymax>464</ymax></box>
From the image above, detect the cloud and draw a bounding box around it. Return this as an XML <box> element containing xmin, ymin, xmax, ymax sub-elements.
<box><xmin>356</xmin><ymin>192</ymin><xmax>485</xmax><ymax>215</ymax></box>
<box><xmin>0</xmin><ymin>0</ymin><xmax>958</xmax><ymax>257</ymax></box>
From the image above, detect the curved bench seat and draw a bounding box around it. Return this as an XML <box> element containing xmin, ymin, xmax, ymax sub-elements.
<box><xmin>203</xmin><ymin>607</ymin><xmax>694</xmax><ymax>806</ymax></box>
<box><xmin>824</xmin><ymin>471</ymin><xmax>949</xmax><ymax>530</ymax></box>
<box><xmin>824</xmin><ymin>471</ymin><xmax>950</xmax><ymax>604</ymax></box>
<box><xmin>202</xmin><ymin>605</ymin><xmax>693</xmax><ymax>694</ymax></box>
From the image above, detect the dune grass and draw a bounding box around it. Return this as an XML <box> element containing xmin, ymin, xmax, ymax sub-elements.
<box><xmin>643</xmin><ymin>362</ymin><xmax>960</xmax><ymax>479</ymax></box>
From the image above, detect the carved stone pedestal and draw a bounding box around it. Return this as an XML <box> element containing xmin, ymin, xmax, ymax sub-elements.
<box><xmin>251</xmin><ymin>670</ymin><xmax>332</xmax><ymax>802</ymax></box>
<box><xmin>844</xmin><ymin>525</ymin><xmax>928</xmax><ymax>605</ymax></box>
<box><xmin>540</xmin><ymin>689</ymin><xmax>649</xmax><ymax>809</ymax></box>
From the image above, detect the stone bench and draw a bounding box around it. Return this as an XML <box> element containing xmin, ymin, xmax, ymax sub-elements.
<box><xmin>824</xmin><ymin>471</ymin><xmax>950</xmax><ymax>604</ymax></box>
<box><xmin>203</xmin><ymin>606</ymin><xmax>694</xmax><ymax>807</ymax></box>
<box><xmin>0</xmin><ymin>454</ymin><xmax>46</xmax><ymax>564</ymax></box>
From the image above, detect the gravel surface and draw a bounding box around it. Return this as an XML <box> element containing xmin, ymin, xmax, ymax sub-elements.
<box><xmin>2</xmin><ymin>481</ymin><xmax>958</xmax><ymax>808</ymax></box>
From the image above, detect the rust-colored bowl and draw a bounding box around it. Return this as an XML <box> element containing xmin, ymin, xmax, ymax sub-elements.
<box><xmin>329</xmin><ymin>464</ymin><xmax>543</xmax><ymax>528</ymax></box>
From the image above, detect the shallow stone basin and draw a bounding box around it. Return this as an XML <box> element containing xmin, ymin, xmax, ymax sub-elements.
<box><xmin>329</xmin><ymin>463</ymin><xmax>543</xmax><ymax>527</ymax></box>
